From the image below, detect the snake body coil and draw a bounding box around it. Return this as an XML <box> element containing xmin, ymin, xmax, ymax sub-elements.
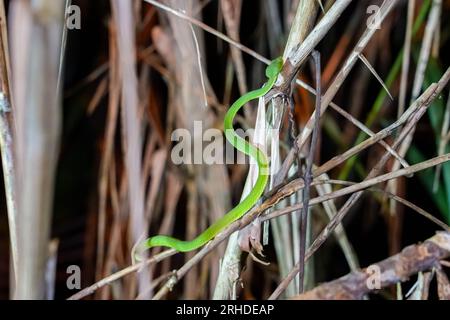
<box><xmin>136</xmin><ymin>57</ymin><xmax>283</xmax><ymax>254</ymax></box>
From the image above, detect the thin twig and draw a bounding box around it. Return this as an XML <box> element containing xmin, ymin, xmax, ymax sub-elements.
<box><xmin>67</xmin><ymin>249</ymin><xmax>176</xmax><ymax>300</ymax></box>
<box><xmin>143</xmin><ymin>0</ymin><xmax>269</xmax><ymax>63</ymax></box>
<box><xmin>358</xmin><ymin>53</ymin><xmax>393</xmax><ymax>101</ymax></box>
<box><xmin>189</xmin><ymin>24</ymin><xmax>208</xmax><ymax>108</ymax></box>
<box><xmin>57</xmin><ymin>0</ymin><xmax>71</xmax><ymax>93</ymax></box>
<box><xmin>433</xmin><ymin>94</ymin><xmax>450</xmax><ymax>191</ymax></box>
<box><xmin>398</xmin><ymin>0</ymin><xmax>415</xmax><ymax>117</ymax></box>
<box><xmin>299</xmin><ymin>51</ymin><xmax>321</xmax><ymax>293</ymax></box>
<box><xmin>289</xmin><ymin>179</ymin><xmax>449</xmax><ymax>231</ymax></box>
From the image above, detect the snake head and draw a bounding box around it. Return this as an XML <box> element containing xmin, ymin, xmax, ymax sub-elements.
<box><xmin>265</xmin><ymin>57</ymin><xmax>283</xmax><ymax>78</ymax></box>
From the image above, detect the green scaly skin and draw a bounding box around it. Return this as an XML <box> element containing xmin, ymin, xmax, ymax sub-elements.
<box><xmin>136</xmin><ymin>57</ymin><xmax>283</xmax><ymax>256</ymax></box>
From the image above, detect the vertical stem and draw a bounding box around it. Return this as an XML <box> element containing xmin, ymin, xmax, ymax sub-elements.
<box><xmin>111</xmin><ymin>0</ymin><xmax>148</xmax><ymax>297</ymax></box>
<box><xmin>0</xmin><ymin>0</ymin><xmax>18</xmax><ymax>292</ymax></box>
<box><xmin>11</xmin><ymin>0</ymin><xmax>65</xmax><ymax>299</ymax></box>
<box><xmin>298</xmin><ymin>51</ymin><xmax>321</xmax><ymax>293</ymax></box>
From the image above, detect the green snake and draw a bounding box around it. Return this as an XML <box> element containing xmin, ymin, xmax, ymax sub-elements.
<box><xmin>135</xmin><ymin>57</ymin><xmax>283</xmax><ymax>256</ymax></box>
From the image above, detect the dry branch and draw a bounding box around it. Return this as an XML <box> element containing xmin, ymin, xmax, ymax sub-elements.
<box><xmin>293</xmin><ymin>232</ymin><xmax>450</xmax><ymax>300</ymax></box>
